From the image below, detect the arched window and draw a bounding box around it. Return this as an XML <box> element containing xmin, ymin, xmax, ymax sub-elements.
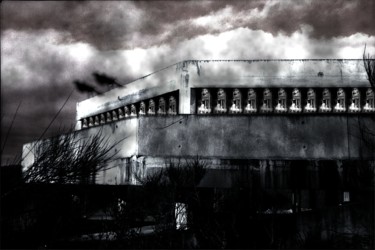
<box><xmin>100</xmin><ymin>113</ymin><xmax>106</xmax><ymax>124</ymax></box>
<box><xmin>275</xmin><ymin>88</ymin><xmax>287</xmax><ymax>113</ymax></box>
<box><xmin>214</xmin><ymin>89</ymin><xmax>227</xmax><ymax>113</ymax></box>
<box><xmin>364</xmin><ymin>88</ymin><xmax>375</xmax><ymax>112</ymax></box>
<box><xmin>148</xmin><ymin>99</ymin><xmax>156</xmax><ymax>115</ymax></box>
<box><xmin>106</xmin><ymin>112</ymin><xmax>112</xmax><ymax>122</ymax></box>
<box><xmin>304</xmin><ymin>88</ymin><xmax>316</xmax><ymax>112</ymax></box>
<box><xmin>198</xmin><ymin>88</ymin><xmax>211</xmax><ymax>114</ymax></box>
<box><xmin>130</xmin><ymin>104</ymin><xmax>137</xmax><ymax>117</ymax></box>
<box><xmin>139</xmin><ymin>101</ymin><xmax>146</xmax><ymax>116</ymax></box>
<box><xmin>168</xmin><ymin>96</ymin><xmax>177</xmax><ymax>115</ymax></box>
<box><xmin>118</xmin><ymin>108</ymin><xmax>124</xmax><ymax>119</ymax></box>
<box><xmin>349</xmin><ymin>88</ymin><xmax>361</xmax><ymax>112</ymax></box>
<box><xmin>158</xmin><ymin>97</ymin><xmax>166</xmax><ymax>115</ymax></box>
<box><xmin>319</xmin><ymin>88</ymin><xmax>332</xmax><ymax>112</ymax></box>
<box><xmin>94</xmin><ymin>115</ymin><xmax>99</xmax><ymax>126</ymax></box>
<box><xmin>124</xmin><ymin>106</ymin><xmax>130</xmax><ymax>117</ymax></box>
<box><xmin>82</xmin><ymin>118</ymin><xmax>88</xmax><ymax>129</ymax></box>
<box><xmin>112</xmin><ymin>110</ymin><xmax>118</xmax><ymax>121</ymax></box>
<box><xmin>260</xmin><ymin>88</ymin><xmax>273</xmax><ymax>113</ymax></box>
<box><xmin>289</xmin><ymin>88</ymin><xmax>302</xmax><ymax>113</ymax></box>
<box><xmin>88</xmin><ymin>117</ymin><xmax>94</xmax><ymax>127</ymax></box>
<box><xmin>245</xmin><ymin>89</ymin><xmax>257</xmax><ymax>113</ymax></box>
<box><xmin>230</xmin><ymin>89</ymin><xmax>242</xmax><ymax>114</ymax></box>
<box><xmin>334</xmin><ymin>88</ymin><xmax>346</xmax><ymax>112</ymax></box>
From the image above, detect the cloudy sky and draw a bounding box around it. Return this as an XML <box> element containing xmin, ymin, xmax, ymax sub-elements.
<box><xmin>1</xmin><ymin>0</ymin><xmax>375</xmax><ymax>165</ymax></box>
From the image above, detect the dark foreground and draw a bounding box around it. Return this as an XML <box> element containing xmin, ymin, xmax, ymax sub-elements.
<box><xmin>1</xmin><ymin>164</ymin><xmax>374</xmax><ymax>249</ymax></box>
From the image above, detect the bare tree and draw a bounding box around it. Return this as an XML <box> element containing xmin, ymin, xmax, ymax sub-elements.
<box><xmin>23</xmin><ymin>128</ymin><xmax>124</xmax><ymax>184</ymax></box>
<box><xmin>363</xmin><ymin>45</ymin><xmax>375</xmax><ymax>87</ymax></box>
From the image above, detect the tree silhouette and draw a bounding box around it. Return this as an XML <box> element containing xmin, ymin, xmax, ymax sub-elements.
<box><xmin>1</xmin><ymin>129</ymin><xmax>127</xmax><ymax>248</ymax></box>
<box><xmin>23</xmin><ymin>128</ymin><xmax>124</xmax><ymax>184</ymax></box>
<box><xmin>363</xmin><ymin>45</ymin><xmax>375</xmax><ymax>87</ymax></box>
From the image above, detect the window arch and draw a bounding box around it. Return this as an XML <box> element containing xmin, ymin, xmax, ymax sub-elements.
<box><xmin>260</xmin><ymin>88</ymin><xmax>273</xmax><ymax>113</ymax></box>
<box><xmin>275</xmin><ymin>88</ymin><xmax>287</xmax><ymax>113</ymax></box>
<box><xmin>139</xmin><ymin>101</ymin><xmax>146</xmax><ymax>116</ymax></box>
<box><xmin>118</xmin><ymin>107</ymin><xmax>124</xmax><ymax>119</ymax></box>
<box><xmin>230</xmin><ymin>89</ymin><xmax>242</xmax><ymax>114</ymax></box>
<box><xmin>158</xmin><ymin>97</ymin><xmax>166</xmax><ymax>115</ymax></box>
<box><xmin>364</xmin><ymin>88</ymin><xmax>375</xmax><ymax>112</ymax></box>
<box><xmin>100</xmin><ymin>113</ymin><xmax>106</xmax><ymax>124</ymax></box>
<box><xmin>124</xmin><ymin>106</ymin><xmax>130</xmax><ymax>117</ymax></box>
<box><xmin>289</xmin><ymin>88</ymin><xmax>302</xmax><ymax>113</ymax></box>
<box><xmin>106</xmin><ymin>112</ymin><xmax>112</xmax><ymax>122</ymax></box>
<box><xmin>245</xmin><ymin>89</ymin><xmax>257</xmax><ymax>113</ymax></box>
<box><xmin>82</xmin><ymin>118</ymin><xmax>88</xmax><ymax>128</ymax></box>
<box><xmin>349</xmin><ymin>88</ymin><xmax>361</xmax><ymax>112</ymax></box>
<box><xmin>214</xmin><ymin>89</ymin><xmax>227</xmax><ymax>113</ymax></box>
<box><xmin>334</xmin><ymin>88</ymin><xmax>346</xmax><ymax>112</ymax></box>
<box><xmin>319</xmin><ymin>88</ymin><xmax>332</xmax><ymax>112</ymax></box>
<box><xmin>168</xmin><ymin>96</ymin><xmax>177</xmax><ymax>115</ymax></box>
<box><xmin>88</xmin><ymin>117</ymin><xmax>94</xmax><ymax>127</ymax></box>
<box><xmin>94</xmin><ymin>115</ymin><xmax>100</xmax><ymax>126</ymax></box>
<box><xmin>304</xmin><ymin>88</ymin><xmax>316</xmax><ymax>112</ymax></box>
<box><xmin>148</xmin><ymin>99</ymin><xmax>156</xmax><ymax>115</ymax></box>
<box><xmin>198</xmin><ymin>88</ymin><xmax>211</xmax><ymax>114</ymax></box>
<box><xmin>112</xmin><ymin>110</ymin><xmax>118</xmax><ymax>120</ymax></box>
<box><xmin>130</xmin><ymin>104</ymin><xmax>137</xmax><ymax>117</ymax></box>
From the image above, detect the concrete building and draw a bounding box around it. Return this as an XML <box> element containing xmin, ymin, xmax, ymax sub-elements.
<box><xmin>22</xmin><ymin>59</ymin><xmax>374</xmax><ymax>199</ymax></box>
<box><xmin>17</xmin><ymin>58</ymin><xmax>375</xmax><ymax>248</ymax></box>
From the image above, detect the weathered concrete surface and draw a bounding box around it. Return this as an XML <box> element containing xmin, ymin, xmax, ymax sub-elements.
<box><xmin>22</xmin><ymin>114</ymin><xmax>374</xmax><ymax>185</ymax></box>
<box><xmin>138</xmin><ymin>115</ymin><xmax>375</xmax><ymax>160</ymax></box>
<box><xmin>75</xmin><ymin>60</ymin><xmax>371</xmax><ymax>126</ymax></box>
<box><xmin>187</xmin><ymin>60</ymin><xmax>370</xmax><ymax>89</ymax></box>
<box><xmin>77</xmin><ymin>117</ymin><xmax>139</xmax><ymax>157</ymax></box>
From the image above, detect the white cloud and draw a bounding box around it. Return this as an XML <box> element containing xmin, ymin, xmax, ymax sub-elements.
<box><xmin>2</xmin><ymin>26</ymin><xmax>375</xmax><ymax>94</ymax></box>
<box><xmin>3</xmin><ymin>26</ymin><xmax>374</xmax><ymax>94</ymax></box>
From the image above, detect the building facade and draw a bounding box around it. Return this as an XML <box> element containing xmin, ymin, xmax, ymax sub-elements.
<box><xmin>22</xmin><ymin>60</ymin><xmax>374</xmax><ymax>194</ymax></box>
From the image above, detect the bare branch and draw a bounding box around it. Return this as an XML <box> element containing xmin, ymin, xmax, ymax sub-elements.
<box><xmin>363</xmin><ymin>45</ymin><xmax>375</xmax><ymax>87</ymax></box>
<box><xmin>24</xmin><ymin>128</ymin><xmax>127</xmax><ymax>184</ymax></box>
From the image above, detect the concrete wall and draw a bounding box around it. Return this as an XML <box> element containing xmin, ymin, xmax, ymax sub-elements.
<box><xmin>22</xmin><ymin>114</ymin><xmax>374</xmax><ymax>185</ymax></box>
<box><xmin>186</xmin><ymin>60</ymin><xmax>370</xmax><ymax>89</ymax></box>
<box><xmin>138</xmin><ymin>115</ymin><xmax>375</xmax><ymax>160</ymax></box>
<box><xmin>21</xmin><ymin>118</ymin><xmax>139</xmax><ymax>174</ymax></box>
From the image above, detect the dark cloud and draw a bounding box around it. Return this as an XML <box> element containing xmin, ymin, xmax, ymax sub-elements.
<box><xmin>2</xmin><ymin>0</ymin><xmax>373</xmax><ymax>50</ymax></box>
<box><xmin>260</xmin><ymin>0</ymin><xmax>375</xmax><ymax>39</ymax></box>
<box><xmin>1</xmin><ymin>1</ymin><xmax>141</xmax><ymax>50</ymax></box>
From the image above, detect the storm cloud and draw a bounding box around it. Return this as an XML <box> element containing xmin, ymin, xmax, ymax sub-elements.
<box><xmin>2</xmin><ymin>0</ymin><xmax>374</xmax><ymax>50</ymax></box>
<box><xmin>1</xmin><ymin>0</ymin><xmax>375</xmax><ymax>164</ymax></box>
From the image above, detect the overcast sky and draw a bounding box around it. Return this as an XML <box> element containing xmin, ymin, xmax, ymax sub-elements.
<box><xmin>1</xmin><ymin>0</ymin><xmax>375</xmax><ymax>165</ymax></box>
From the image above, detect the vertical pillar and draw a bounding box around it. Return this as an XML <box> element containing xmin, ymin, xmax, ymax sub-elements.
<box><xmin>179</xmin><ymin>62</ymin><xmax>191</xmax><ymax>114</ymax></box>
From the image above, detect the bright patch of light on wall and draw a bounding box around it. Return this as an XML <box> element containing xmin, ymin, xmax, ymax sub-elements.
<box><xmin>290</xmin><ymin>60</ymin><xmax>305</xmax><ymax>74</ymax></box>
